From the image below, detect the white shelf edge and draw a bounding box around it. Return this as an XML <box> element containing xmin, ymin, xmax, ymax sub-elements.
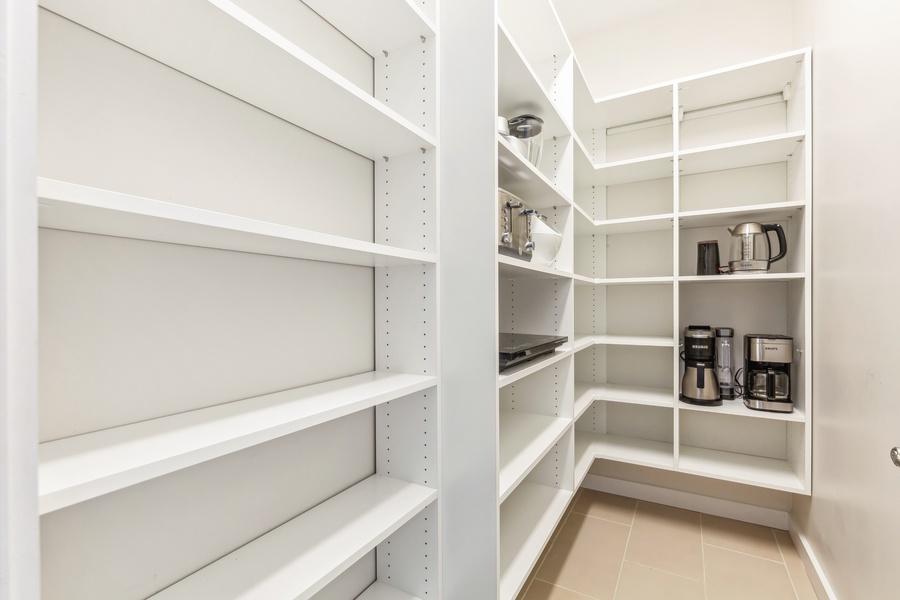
<box><xmin>576</xmin><ymin>382</ymin><xmax>674</xmax><ymax>410</ymax></box>
<box><xmin>678</xmin><ymin>273</ymin><xmax>806</xmax><ymax>284</ymax></box>
<box><xmin>39</xmin><ymin>371</ymin><xmax>437</xmax><ymax>514</ymax></box>
<box><xmin>590</xmin><ymin>151</ymin><xmax>675</xmax><ymax>172</ymax></box>
<box><xmin>575</xmin><ymin>431</ymin><xmax>676</xmax><ymax>472</ymax></box>
<box><xmin>499</xmin><ymin>483</ymin><xmax>573</xmax><ymax>600</ymax></box>
<box><xmin>357</xmin><ymin>581</ymin><xmax>423</xmax><ymax>600</ymax></box>
<box><xmin>575</xmin><ymin>276</ymin><xmax>674</xmax><ymax>286</ymax></box>
<box><xmin>678</xmin><ymin>200</ymin><xmax>807</xmax><ymax>222</ymax></box>
<box><xmin>498</xmin><ymin>348</ymin><xmax>573</xmax><ymax>388</ymax></box>
<box><xmin>574</xmin><ymin>334</ymin><xmax>676</xmax><ymax>348</ymax></box>
<box><xmin>150</xmin><ymin>475</ymin><xmax>437</xmax><ymax>599</ymax></box>
<box><xmin>677</xmin><ymin>446</ymin><xmax>806</xmax><ymax>493</ymax></box>
<box><xmin>678</xmin><ymin>130</ymin><xmax>806</xmax><ymax>160</ymax></box>
<box><xmin>497</xmin><ymin>255</ymin><xmax>575</xmax><ymax>279</ymax></box>
<box><xmin>499</xmin><ymin>412</ymin><xmax>572</xmax><ymax>503</ymax></box>
<box><xmin>677</xmin><ymin>47</ymin><xmax>810</xmax><ymax>86</ymax></box>
<box><xmin>37</xmin><ymin>178</ymin><xmax>437</xmax><ymax>268</ymax></box>
<box><xmin>678</xmin><ymin>399</ymin><xmax>806</xmax><ymax>423</ymax></box>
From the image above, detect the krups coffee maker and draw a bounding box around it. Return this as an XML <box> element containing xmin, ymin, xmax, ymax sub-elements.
<box><xmin>743</xmin><ymin>334</ymin><xmax>793</xmax><ymax>412</ymax></box>
<box><xmin>681</xmin><ymin>325</ymin><xmax>721</xmax><ymax>406</ymax></box>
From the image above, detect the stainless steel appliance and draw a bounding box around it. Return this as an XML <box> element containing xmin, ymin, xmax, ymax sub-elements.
<box><xmin>499</xmin><ymin>333</ymin><xmax>567</xmax><ymax>372</ymax></box>
<box><xmin>696</xmin><ymin>240</ymin><xmax>721</xmax><ymax>275</ymax></box>
<box><xmin>497</xmin><ymin>189</ymin><xmax>562</xmax><ymax>266</ymax></box>
<box><xmin>508</xmin><ymin>114</ymin><xmax>544</xmax><ymax>168</ymax></box>
<box><xmin>727</xmin><ymin>222</ymin><xmax>787</xmax><ymax>273</ymax></box>
<box><xmin>743</xmin><ymin>334</ymin><xmax>793</xmax><ymax>412</ymax></box>
<box><xmin>680</xmin><ymin>325</ymin><xmax>721</xmax><ymax>406</ymax></box>
<box><xmin>715</xmin><ymin>327</ymin><xmax>735</xmax><ymax>400</ymax></box>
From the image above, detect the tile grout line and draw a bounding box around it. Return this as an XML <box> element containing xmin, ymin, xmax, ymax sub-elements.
<box><xmin>702</xmin><ymin>542</ymin><xmax>790</xmax><ymax>565</ymax></box>
<box><xmin>532</xmin><ymin>578</ymin><xmax>598</xmax><ymax>599</ymax></box>
<box><xmin>610</xmin><ymin>499</ymin><xmax>640</xmax><ymax>599</ymax></box>
<box><xmin>520</xmin><ymin>488</ymin><xmax>582</xmax><ymax>600</ymax></box>
<box><xmin>772</xmin><ymin>527</ymin><xmax>802</xmax><ymax>600</ymax></box>
<box><xmin>701</xmin><ymin>514</ymin><xmax>708</xmax><ymax>600</ymax></box>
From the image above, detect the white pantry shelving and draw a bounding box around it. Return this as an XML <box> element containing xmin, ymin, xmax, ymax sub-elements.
<box><xmin>36</xmin><ymin>0</ymin><xmax>440</xmax><ymax>598</ymax></box>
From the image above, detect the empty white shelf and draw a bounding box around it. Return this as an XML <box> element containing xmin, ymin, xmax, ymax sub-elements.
<box><xmin>575</xmin><ymin>431</ymin><xmax>675</xmax><ymax>473</ymax></box>
<box><xmin>575</xmin><ymin>213</ymin><xmax>675</xmax><ymax>236</ymax></box>
<box><xmin>499</xmin><ymin>411</ymin><xmax>572</xmax><ymax>502</ymax></box>
<box><xmin>38</xmin><ymin>179</ymin><xmax>437</xmax><ymax>268</ymax></box>
<box><xmin>679</xmin><ymin>131</ymin><xmax>805</xmax><ymax>175</ymax></box>
<box><xmin>576</xmin><ymin>152</ymin><xmax>675</xmax><ymax>188</ymax></box>
<box><xmin>498</xmin><ymin>255</ymin><xmax>574</xmax><ymax>280</ymax></box>
<box><xmin>577</xmin><ymin>82</ymin><xmax>674</xmax><ymax>137</ymax></box>
<box><xmin>576</xmin><ymin>383</ymin><xmax>673</xmax><ymax>415</ymax></box>
<box><xmin>678</xmin><ymin>200</ymin><xmax>806</xmax><ymax>229</ymax></box>
<box><xmin>40</xmin><ymin>0</ymin><xmax>435</xmax><ymax>160</ymax></box>
<box><xmin>301</xmin><ymin>0</ymin><xmax>435</xmax><ymax>55</ymax></box>
<box><xmin>498</xmin><ymin>136</ymin><xmax>574</xmax><ymax>209</ymax></box>
<box><xmin>574</xmin><ymin>276</ymin><xmax>674</xmax><ymax>286</ymax></box>
<box><xmin>357</xmin><ymin>581</ymin><xmax>423</xmax><ymax>600</ymax></box>
<box><xmin>150</xmin><ymin>475</ymin><xmax>437</xmax><ymax>599</ymax></box>
<box><xmin>678</xmin><ymin>446</ymin><xmax>805</xmax><ymax>493</ymax></box>
<box><xmin>39</xmin><ymin>371</ymin><xmax>437</xmax><ymax>514</ymax></box>
<box><xmin>499</xmin><ymin>483</ymin><xmax>573</xmax><ymax>600</ymax></box>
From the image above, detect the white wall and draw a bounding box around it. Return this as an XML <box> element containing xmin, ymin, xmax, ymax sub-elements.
<box><xmin>574</xmin><ymin>0</ymin><xmax>792</xmax><ymax>97</ymax></box>
<box><xmin>790</xmin><ymin>1</ymin><xmax>900</xmax><ymax>598</ymax></box>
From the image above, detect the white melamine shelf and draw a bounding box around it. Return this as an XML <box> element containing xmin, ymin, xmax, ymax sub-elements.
<box><xmin>679</xmin><ymin>273</ymin><xmax>806</xmax><ymax>284</ymax></box>
<box><xmin>498</xmin><ymin>349</ymin><xmax>573</xmax><ymax>388</ymax></box>
<box><xmin>577</xmin><ymin>82</ymin><xmax>674</xmax><ymax>137</ymax></box>
<box><xmin>499</xmin><ymin>483</ymin><xmax>573</xmax><ymax>600</ymax></box>
<box><xmin>498</xmin><ymin>136</ymin><xmax>574</xmax><ymax>209</ymax></box>
<box><xmin>150</xmin><ymin>475</ymin><xmax>437</xmax><ymax>599</ymax></box>
<box><xmin>357</xmin><ymin>581</ymin><xmax>424</xmax><ymax>600</ymax></box>
<box><xmin>497</xmin><ymin>22</ymin><xmax>571</xmax><ymax>139</ymax></box>
<box><xmin>575</xmin><ymin>212</ymin><xmax>675</xmax><ymax>236</ymax></box>
<box><xmin>679</xmin><ymin>132</ymin><xmax>805</xmax><ymax>175</ymax></box>
<box><xmin>499</xmin><ymin>411</ymin><xmax>572</xmax><ymax>503</ymax></box>
<box><xmin>301</xmin><ymin>0</ymin><xmax>435</xmax><ymax>55</ymax></box>
<box><xmin>498</xmin><ymin>255</ymin><xmax>574</xmax><ymax>280</ymax></box>
<box><xmin>678</xmin><ymin>200</ymin><xmax>806</xmax><ymax>230</ymax></box>
<box><xmin>575</xmin><ymin>334</ymin><xmax>675</xmax><ymax>348</ymax></box>
<box><xmin>575</xmin><ymin>431</ymin><xmax>675</xmax><ymax>472</ymax></box>
<box><xmin>40</xmin><ymin>0</ymin><xmax>436</xmax><ymax>161</ymax></box>
<box><xmin>678</xmin><ymin>400</ymin><xmax>806</xmax><ymax>422</ymax></box>
<box><xmin>576</xmin><ymin>383</ymin><xmax>674</xmax><ymax>413</ymax></box>
<box><xmin>574</xmin><ymin>276</ymin><xmax>674</xmax><ymax>287</ymax></box>
<box><xmin>39</xmin><ymin>371</ymin><xmax>437</xmax><ymax>514</ymax></box>
<box><xmin>679</xmin><ymin>49</ymin><xmax>807</xmax><ymax>112</ymax></box>
<box><xmin>678</xmin><ymin>446</ymin><xmax>805</xmax><ymax>493</ymax></box>
<box><xmin>576</xmin><ymin>153</ymin><xmax>675</xmax><ymax>188</ymax></box>
<box><xmin>37</xmin><ymin>179</ymin><xmax>436</xmax><ymax>268</ymax></box>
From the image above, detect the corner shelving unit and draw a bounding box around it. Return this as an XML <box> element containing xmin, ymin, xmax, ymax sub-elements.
<box><xmin>572</xmin><ymin>48</ymin><xmax>812</xmax><ymax>495</ymax></box>
<box><xmin>37</xmin><ymin>0</ymin><xmax>440</xmax><ymax>598</ymax></box>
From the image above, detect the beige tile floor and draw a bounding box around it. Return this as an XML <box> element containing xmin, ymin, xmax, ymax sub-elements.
<box><xmin>517</xmin><ymin>489</ymin><xmax>819</xmax><ymax>600</ymax></box>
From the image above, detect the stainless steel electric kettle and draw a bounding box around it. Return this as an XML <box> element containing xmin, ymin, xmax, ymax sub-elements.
<box><xmin>726</xmin><ymin>222</ymin><xmax>786</xmax><ymax>273</ymax></box>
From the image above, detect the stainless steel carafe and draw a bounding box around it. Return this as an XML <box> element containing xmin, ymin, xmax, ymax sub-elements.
<box><xmin>727</xmin><ymin>222</ymin><xmax>787</xmax><ymax>273</ymax></box>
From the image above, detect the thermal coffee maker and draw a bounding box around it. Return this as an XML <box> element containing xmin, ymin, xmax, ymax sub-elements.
<box><xmin>743</xmin><ymin>334</ymin><xmax>793</xmax><ymax>412</ymax></box>
<box><xmin>681</xmin><ymin>326</ymin><xmax>721</xmax><ymax>406</ymax></box>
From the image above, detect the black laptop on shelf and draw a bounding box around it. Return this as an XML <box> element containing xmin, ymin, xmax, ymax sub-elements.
<box><xmin>499</xmin><ymin>332</ymin><xmax>568</xmax><ymax>372</ymax></box>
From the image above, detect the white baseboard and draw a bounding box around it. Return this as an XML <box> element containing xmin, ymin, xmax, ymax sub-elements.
<box><xmin>581</xmin><ymin>474</ymin><xmax>789</xmax><ymax>529</ymax></box>
<box><xmin>787</xmin><ymin>524</ymin><xmax>839</xmax><ymax>600</ymax></box>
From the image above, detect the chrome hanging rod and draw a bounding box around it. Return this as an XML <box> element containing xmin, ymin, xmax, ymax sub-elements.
<box><xmin>605</xmin><ymin>85</ymin><xmax>791</xmax><ymax>136</ymax></box>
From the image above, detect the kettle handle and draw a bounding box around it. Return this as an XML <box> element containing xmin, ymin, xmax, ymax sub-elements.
<box><xmin>763</xmin><ymin>223</ymin><xmax>787</xmax><ymax>265</ymax></box>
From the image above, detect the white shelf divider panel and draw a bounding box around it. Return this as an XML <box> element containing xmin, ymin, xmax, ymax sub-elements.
<box><xmin>150</xmin><ymin>475</ymin><xmax>437</xmax><ymax>600</ymax></box>
<box><xmin>499</xmin><ymin>349</ymin><xmax>573</xmax><ymax>388</ymax></box>
<box><xmin>498</xmin><ymin>136</ymin><xmax>574</xmax><ymax>208</ymax></box>
<box><xmin>37</xmin><ymin>179</ymin><xmax>436</xmax><ymax>268</ymax></box>
<box><xmin>576</xmin><ymin>383</ymin><xmax>673</xmax><ymax>409</ymax></box>
<box><xmin>576</xmin><ymin>334</ymin><xmax>676</xmax><ymax>348</ymax></box>
<box><xmin>677</xmin><ymin>446</ymin><xmax>805</xmax><ymax>493</ymax></box>
<box><xmin>573</xmin><ymin>434</ymin><xmax>596</xmax><ymax>486</ymax></box>
<box><xmin>499</xmin><ymin>411</ymin><xmax>572</xmax><ymax>503</ymax></box>
<box><xmin>678</xmin><ymin>200</ymin><xmax>806</xmax><ymax>230</ymax></box>
<box><xmin>678</xmin><ymin>132</ymin><xmax>805</xmax><ymax>175</ymax></box>
<box><xmin>40</xmin><ymin>0</ymin><xmax>436</xmax><ymax>161</ymax></box>
<box><xmin>575</xmin><ymin>213</ymin><xmax>675</xmax><ymax>236</ymax></box>
<box><xmin>357</xmin><ymin>581</ymin><xmax>424</xmax><ymax>600</ymax></box>
<box><xmin>499</xmin><ymin>483</ymin><xmax>573</xmax><ymax>600</ymax></box>
<box><xmin>498</xmin><ymin>255</ymin><xmax>574</xmax><ymax>280</ymax></box>
<box><xmin>39</xmin><ymin>371</ymin><xmax>436</xmax><ymax>514</ymax></box>
<box><xmin>301</xmin><ymin>0</ymin><xmax>435</xmax><ymax>55</ymax></box>
<box><xmin>575</xmin><ymin>431</ymin><xmax>675</xmax><ymax>471</ymax></box>
<box><xmin>497</xmin><ymin>21</ymin><xmax>571</xmax><ymax>139</ymax></box>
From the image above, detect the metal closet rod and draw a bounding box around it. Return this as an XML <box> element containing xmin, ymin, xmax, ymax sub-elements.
<box><xmin>605</xmin><ymin>85</ymin><xmax>792</xmax><ymax>136</ymax></box>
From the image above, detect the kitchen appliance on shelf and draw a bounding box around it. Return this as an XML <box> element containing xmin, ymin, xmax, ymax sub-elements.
<box><xmin>726</xmin><ymin>222</ymin><xmax>787</xmax><ymax>273</ymax></box>
<box><xmin>497</xmin><ymin>189</ymin><xmax>562</xmax><ymax>266</ymax></box>
<box><xmin>507</xmin><ymin>114</ymin><xmax>544</xmax><ymax>168</ymax></box>
<box><xmin>743</xmin><ymin>334</ymin><xmax>793</xmax><ymax>412</ymax></box>
<box><xmin>499</xmin><ymin>332</ymin><xmax>567</xmax><ymax>372</ymax></box>
<box><xmin>696</xmin><ymin>240</ymin><xmax>722</xmax><ymax>275</ymax></box>
<box><xmin>715</xmin><ymin>327</ymin><xmax>736</xmax><ymax>399</ymax></box>
<box><xmin>680</xmin><ymin>325</ymin><xmax>721</xmax><ymax>406</ymax></box>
